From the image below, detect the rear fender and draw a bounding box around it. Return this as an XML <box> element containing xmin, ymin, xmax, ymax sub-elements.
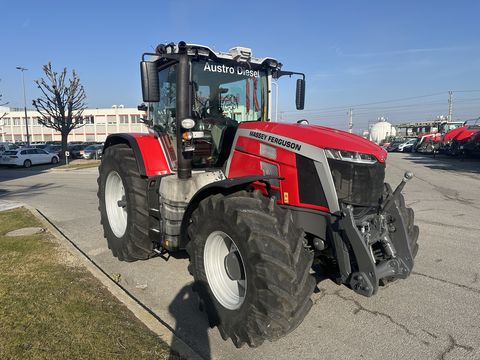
<box><xmin>103</xmin><ymin>133</ymin><xmax>172</xmax><ymax>177</ymax></box>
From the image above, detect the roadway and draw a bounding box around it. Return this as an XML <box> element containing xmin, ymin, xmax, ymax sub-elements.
<box><xmin>0</xmin><ymin>153</ymin><xmax>479</xmax><ymax>360</ymax></box>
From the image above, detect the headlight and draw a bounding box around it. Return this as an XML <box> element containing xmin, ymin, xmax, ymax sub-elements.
<box><xmin>181</xmin><ymin>118</ymin><xmax>195</xmax><ymax>129</ymax></box>
<box><xmin>325</xmin><ymin>148</ymin><xmax>377</xmax><ymax>164</ymax></box>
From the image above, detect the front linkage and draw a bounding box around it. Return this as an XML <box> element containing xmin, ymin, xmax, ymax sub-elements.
<box><xmin>331</xmin><ymin>172</ymin><xmax>418</xmax><ymax>297</ymax></box>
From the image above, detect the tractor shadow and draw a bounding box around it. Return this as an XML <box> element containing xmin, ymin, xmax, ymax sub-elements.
<box><xmin>0</xmin><ymin>182</ymin><xmax>61</xmax><ymax>199</ymax></box>
<box><xmin>0</xmin><ymin>163</ymin><xmax>59</xmax><ymax>183</ymax></box>
<box><xmin>312</xmin><ymin>262</ymin><xmax>335</xmax><ymax>293</ymax></box>
<box><xmin>168</xmin><ymin>283</ymin><xmax>216</xmax><ymax>360</ymax></box>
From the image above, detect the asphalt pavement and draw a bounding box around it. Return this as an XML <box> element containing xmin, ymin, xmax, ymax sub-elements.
<box><xmin>0</xmin><ymin>153</ymin><xmax>479</xmax><ymax>360</ymax></box>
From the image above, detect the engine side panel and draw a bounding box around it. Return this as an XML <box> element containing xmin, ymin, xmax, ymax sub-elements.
<box><xmin>226</xmin><ymin>125</ymin><xmax>333</xmax><ymax>213</ymax></box>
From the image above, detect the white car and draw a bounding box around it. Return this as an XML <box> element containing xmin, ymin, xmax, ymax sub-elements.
<box><xmin>398</xmin><ymin>139</ymin><xmax>417</xmax><ymax>152</ymax></box>
<box><xmin>0</xmin><ymin>142</ymin><xmax>19</xmax><ymax>154</ymax></box>
<box><xmin>1</xmin><ymin>148</ymin><xmax>59</xmax><ymax>168</ymax></box>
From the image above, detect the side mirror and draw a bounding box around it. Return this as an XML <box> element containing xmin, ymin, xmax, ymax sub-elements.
<box><xmin>295</xmin><ymin>78</ymin><xmax>305</xmax><ymax>110</ymax></box>
<box><xmin>140</xmin><ymin>61</ymin><xmax>160</xmax><ymax>102</ymax></box>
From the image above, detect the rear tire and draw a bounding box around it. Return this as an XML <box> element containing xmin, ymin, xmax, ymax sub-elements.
<box><xmin>98</xmin><ymin>144</ymin><xmax>154</xmax><ymax>261</ymax></box>
<box><xmin>23</xmin><ymin>159</ymin><xmax>31</xmax><ymax>168</ymax></box>
<box><xmin>187</xmin><ymin>190</ymin><xmax>315</xmax><ymax>348</ymax></box>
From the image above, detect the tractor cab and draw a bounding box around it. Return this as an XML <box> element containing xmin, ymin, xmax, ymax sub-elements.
<box><xmin>140</xmin><ymin>42</ymin><xmax>305</xmax><ymax>176</ymax></box>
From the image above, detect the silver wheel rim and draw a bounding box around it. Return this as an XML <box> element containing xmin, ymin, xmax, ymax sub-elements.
<box><xmin>204</xmin><ymin>231</ymin><xmax>247</xmax><ymax>310</ymax></box>
<box><xmin>105</xmin><ymin>171</ymin><xmax>127</xmax><ymax>238</ymax></box>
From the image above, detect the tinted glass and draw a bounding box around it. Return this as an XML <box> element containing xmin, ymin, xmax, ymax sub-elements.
<box><xmin>191</xmin><ymin>60</ymin><xmax>268</xmax><ymax>122</ymax></box>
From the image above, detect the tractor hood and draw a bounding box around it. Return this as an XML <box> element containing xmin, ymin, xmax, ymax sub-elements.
<box><xmin>443</xmin><ymin>126</ymin><xmax>467</xmax><ymax>142</ymax></box>
<box><xmin>240</xmin><ymin>122</ymin><xmax>387</xmax><ymax>163</ymax></box>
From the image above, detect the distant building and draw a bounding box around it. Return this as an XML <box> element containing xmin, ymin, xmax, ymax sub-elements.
<box><xmin>369</xmin><ymin>118</ymin><xmax>397</xmax><ymax>144</ymax></box>
<box><xmin>0</xmin><ymin>107</ymin><xmax>148</xmax><ymax>143</ymax></box>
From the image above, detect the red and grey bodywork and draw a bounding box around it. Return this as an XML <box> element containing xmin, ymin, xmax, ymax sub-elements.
<box><xmin>440</xmin><ymin>124</ymin><xmax>480</xmax><ymax>155</ymax></box>
<box><xmin>104</xmin><ymin>120</ymin><xmax>417</xmax><ymax>297</ymax></box>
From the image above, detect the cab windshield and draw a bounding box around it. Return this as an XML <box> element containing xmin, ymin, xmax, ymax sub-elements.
<box><xmin>191</xmin><ymin>60</ymin><xmax>268</xmax><ymax>123</ymax></box>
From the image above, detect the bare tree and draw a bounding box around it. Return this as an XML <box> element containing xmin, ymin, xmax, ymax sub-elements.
<box><xmin>32</xmin><ymin>63</ymin><xmax>86</xmax><ymax>162</ymax></box>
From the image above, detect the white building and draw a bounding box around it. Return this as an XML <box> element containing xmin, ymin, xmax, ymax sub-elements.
<box><xmin>0</xmin><ymin>106</ymin><xmax>148</xmax><ymax>143</ymax></box>
<box><xmin>369</xmin><ymin>118</ymin><xmax>397</xmax><ymax>144</ymax></box>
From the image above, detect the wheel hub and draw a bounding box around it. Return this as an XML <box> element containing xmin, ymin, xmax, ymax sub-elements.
<box><xmin>105</xmin><ymin>171</ymin><xmax>128</xmax><ymax>238</ymax></box>
<box><xmin>224</xmin><ymin>250</ymin><xmax>244</xmax><ymax>281</ymax></box>
<box><xmin>204</xmin><ymin>231</ymin><xmax>247</xmax><ymax>310</ymax></box>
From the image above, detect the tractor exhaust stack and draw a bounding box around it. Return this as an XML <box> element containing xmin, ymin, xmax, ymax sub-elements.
<box><xmin>176</xmin><ymin>41</ymin><xmax>192</xmax><ymax>180</ymax></box>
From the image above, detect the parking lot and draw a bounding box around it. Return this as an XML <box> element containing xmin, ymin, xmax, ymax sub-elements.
<box><xmin>0</xmin><ymin>153</ymin><xmax>479</xmax><ymax>360</ymax></box>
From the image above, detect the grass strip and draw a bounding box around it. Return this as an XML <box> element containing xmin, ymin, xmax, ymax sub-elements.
<box><xmin>0</xmin><ymin>207</ymin><xmax>179</xmax><ymax>360</ymax></box>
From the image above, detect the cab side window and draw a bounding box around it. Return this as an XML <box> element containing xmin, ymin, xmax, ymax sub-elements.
<box><xmin>151</xmin><ymin>64</ymin><xmax>177</xmax><ymax>169</ymax></box>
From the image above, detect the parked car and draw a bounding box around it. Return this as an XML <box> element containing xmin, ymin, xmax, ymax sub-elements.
<box><xmin>386</xmin><ymin>139</ymin><xmax>406</xmax><ymax>152</ymax></box>
<box><xmin>32</xmin><ymin>144</ymin><xmax>48</xmax><ymax>149</ymax></box>
<box><xmin>82</xmin><ymin>144</ymin><xmax>103</xmax><ymax>159</ymax></box>
<box><xmin>397</xmin><ymin>138</ymin><xmax>417</xmax><ymax>152</ymax></box>
<box><xmin>67</xmin><ymin>144</ymin><xmax>88</xmax><ymax>159</ymax></box>
<box><xmin>0</xmin><ymin>142</ymin><xmax>19</xmax><ymax>154</ymax></box>
<box><xmin>0</xmin><ymin>148</ymin><xmax>59</xmax><ymax>167</ymax></box>
<box><xmin>44</xmin><ymin>145</ymin><xmax>63</xmax><ymax>158</ymax></box>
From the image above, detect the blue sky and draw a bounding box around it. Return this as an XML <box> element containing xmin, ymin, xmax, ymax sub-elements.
<box><xmin>1</xmin><ymin>0</ymin><xmax>479</xmax><ymax>131</ymax></box>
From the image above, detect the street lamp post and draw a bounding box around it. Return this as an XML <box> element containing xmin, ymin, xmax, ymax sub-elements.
<box><xmin>16</xmin><ymin>66</ymin><xmax>30</xmax><ymax>147</ymax></box>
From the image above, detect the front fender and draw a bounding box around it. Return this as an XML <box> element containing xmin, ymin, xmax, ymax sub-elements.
<box><xmin>179</xmin><ymin>175</ymin><xmax>280</xmax><ymax>248</ymax></box>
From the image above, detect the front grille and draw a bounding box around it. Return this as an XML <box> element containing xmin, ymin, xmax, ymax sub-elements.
<box><xmin>328</xmin><ymin>159</ymin><xmax>385</xmax><ymax>207</ymax></box>
<box><xmin>296</xmin><ymin>154</ymin><xmax>328</xmax><ymax>208</ymax></box>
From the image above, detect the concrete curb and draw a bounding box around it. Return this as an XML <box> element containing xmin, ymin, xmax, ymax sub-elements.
<box><xmin>20</xmin><ymin>204</ymin><xmax>203</xmax><ymax>360</ymax></box>
<box><xmin>0</xmin><ymin>200</ymin><xmax>22</xmax><ymax>212</ymax></box>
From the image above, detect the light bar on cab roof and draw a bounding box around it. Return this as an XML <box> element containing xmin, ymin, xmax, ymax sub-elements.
<box><xmin>325</xmin><ymin>149</ymin><xmax>377</xmax><ymax>164</ymax></box>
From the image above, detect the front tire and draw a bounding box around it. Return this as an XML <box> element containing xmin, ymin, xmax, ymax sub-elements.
<box><xmin>51</xmin><ymin>157</ymin><xmax>58</xmax><ymax>164</ymax></box>
<box><xmin>23</xmin><ymin>159</ymin><xmax>31</xmax><ymax>168</ymax></box>
<box><xmin>187</xmin><ymin>190</ymin><xmax>315</xmax><ymax>348</ymax></box>
<box><xmin>98</xmin><ymin>144</ymin><xmax>154</xmax><ymax>261</ymax></box>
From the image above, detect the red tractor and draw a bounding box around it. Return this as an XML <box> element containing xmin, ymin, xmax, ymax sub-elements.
<box><xmin>416</xmin><ymin>121</ymin><xmax>464</xmax><ymax>154</ymax></box>
<box><xmin>444</xmin><ymin>119</ymin><xmax>480</xmax><ymax>156</ymax></box>
<box><xmin>97</xmin><ymin>42</ymin><xmax>419</xmax><ymax>347</ymax></box>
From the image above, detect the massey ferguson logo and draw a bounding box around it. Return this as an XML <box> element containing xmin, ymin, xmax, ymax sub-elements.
<box><xmin>249</xmin><ymin>131</ymin><xmax>302</xmax><ymax>151</ymax></box>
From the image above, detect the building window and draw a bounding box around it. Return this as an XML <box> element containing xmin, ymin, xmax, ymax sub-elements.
<box><xmin>95</xmin><ymin>115</ymin><xmax>106</xmax><ymax>124</ymax></box>
<box><xmin>107</xmin><ymin>115</ymin><xmax>116</xmax><ymax>124</ymax></box>
<box><xmin>130</xmin><ymin>115</ymin><xmax>141</xmax><ymax>123</ymax></box>
<box><xmin>3</xmin><ymin>118</ymin><xmax>11</xmax><ymax>125</ymax></box>
<box><xmin>82</xmin><ymin>115</ymin><xmax>94</xmax><ymax>124</ymax></box>
<box><xmin>119</xmin><ymin>115</ymin><xmax>129</xmax><ymax>124</ymax></box>
<box><xmin>13</xmin><ymin>117</ymin><xmax>21</xmax><ymax>126</ymax></box>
